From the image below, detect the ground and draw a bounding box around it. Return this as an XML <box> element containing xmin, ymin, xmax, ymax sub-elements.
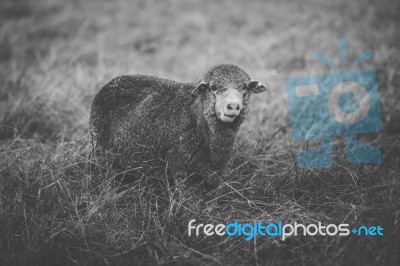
<box><xmin>0</xmin><ymin>0</ymin><xmax>399</xmax><ymax>265</ymax></box>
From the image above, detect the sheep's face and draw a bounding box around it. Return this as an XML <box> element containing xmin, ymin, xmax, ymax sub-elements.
<box><xmin>192</xmin><ymin>64</ymin><xmax>267</xmax><ymax>124</ymax></box>
<box><xmin>212</xmin><ymin>86</ymin><xmax>245</xmax><ymax>123</ymax></box>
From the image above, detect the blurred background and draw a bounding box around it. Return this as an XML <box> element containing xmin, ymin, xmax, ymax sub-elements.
<box><xmin>1</xmin><ymin>0</ymin><xmax>399</xmax><ymax>143</ymax></box>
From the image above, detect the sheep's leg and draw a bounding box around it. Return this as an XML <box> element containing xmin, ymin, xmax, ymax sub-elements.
<box><xmin>202</xmin><ymin>169</ymin><xmax>223</xmax><ymax>188</ymax></box>
<box><xmin>202</xmin><ymin>143</ymin><xmax>238</xmax><ymax>188</ymax></box>
<box><xmin>187</xmin><ymin>159</ymin><xmax>223</xmax><ymax>188</ymax></box>
<box><xmin>166</xmin><ymin>146</ymin><xmax>220</xmax><ymax>188</ymax></box>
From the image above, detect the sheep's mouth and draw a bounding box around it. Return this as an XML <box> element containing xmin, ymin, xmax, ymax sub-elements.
<box><xmin>218</xmin><ymin>113</ymin><xmax>236</xmax><ymax>123</ymax></box>
<box><xmin>215</xmin><ymin>111</ymin><xmax>239</xmax><ymax>123</ymax></box>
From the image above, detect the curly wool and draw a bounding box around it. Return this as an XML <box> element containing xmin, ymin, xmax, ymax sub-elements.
<box><xmin>89</xmin><ymin>64</ymin><xmax>253</xmax><ymax>187</ymax></box>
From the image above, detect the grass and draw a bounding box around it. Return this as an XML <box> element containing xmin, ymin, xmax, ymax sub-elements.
<box><xmin>1</xmin><ymin>0</ymin><xmax>400</xmax><ymax>265</ymax></box>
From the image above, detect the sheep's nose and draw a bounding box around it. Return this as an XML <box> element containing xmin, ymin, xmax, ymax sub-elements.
<box><xmin>227</xmin><ymin>103</ymin><xmax>240</xmax><ymax>111</ymax></box>
<box><xmin>225</xmin><ymin>103</ymin><xmax>241</xmax><ymax>116</ymax></box>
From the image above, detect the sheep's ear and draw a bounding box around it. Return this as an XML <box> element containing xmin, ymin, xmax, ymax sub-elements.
<box><xmin>247</xmin><ymin>79</ymin><xmax>268</xmax><ymax>94</ymax></box>
<box><xmin>191</xmin><ymin>81</ymin><xmax>208</xmax><ymax>96</ymax></box>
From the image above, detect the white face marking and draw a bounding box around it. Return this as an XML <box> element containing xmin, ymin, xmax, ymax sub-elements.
<box><xmin>213</xmin><ymin>87</ymin><xmax>243</xmax><ymax>123</ymax></box>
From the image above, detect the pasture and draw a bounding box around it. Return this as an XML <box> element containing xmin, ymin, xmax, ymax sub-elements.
<box><xmin>0</xmin><ymin>0</ymin><xmax>399</xmax><ymax>265</ymax></box>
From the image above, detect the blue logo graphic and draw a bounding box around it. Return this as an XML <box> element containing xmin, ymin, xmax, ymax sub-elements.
<box><xmin>286</xmin><ymin>39</ymin><xmax>382</xmax><ymax>168</ymax></box>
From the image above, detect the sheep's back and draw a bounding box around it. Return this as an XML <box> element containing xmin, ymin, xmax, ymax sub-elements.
<box><xmin>89</xmin><ymin>74</ymin><xmax>195</xmax><ymax>155</ymax></box>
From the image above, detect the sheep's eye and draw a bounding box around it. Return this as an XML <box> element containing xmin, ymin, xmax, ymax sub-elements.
<box><xmin>211</xmin><ymin>86</ymin><xmax>217</xmax><ymax>92</ymax></box>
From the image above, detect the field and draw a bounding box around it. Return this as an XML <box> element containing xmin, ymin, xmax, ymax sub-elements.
<box><xmin>1</xmin><ymin>0</ymin><xmax>400</xmax><ymax>265</ymax></box>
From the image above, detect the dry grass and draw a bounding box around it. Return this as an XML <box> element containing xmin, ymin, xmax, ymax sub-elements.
<box><xmin>0</xmin><ymin>0</ymin><xmax>400</xmax><ymax>265</ymax></box>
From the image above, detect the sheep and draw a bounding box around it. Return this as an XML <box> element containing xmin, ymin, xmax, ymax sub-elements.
<box><xmin>89</xmin><ymin>64</ymin><xmax>267</xmax><ymax>188</ymax></box>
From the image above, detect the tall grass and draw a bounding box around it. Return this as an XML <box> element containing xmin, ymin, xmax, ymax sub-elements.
<box><xmin>1</xmin><ymin>133</ymin><xmax>399</xmax><ymax>265</ymax></box>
